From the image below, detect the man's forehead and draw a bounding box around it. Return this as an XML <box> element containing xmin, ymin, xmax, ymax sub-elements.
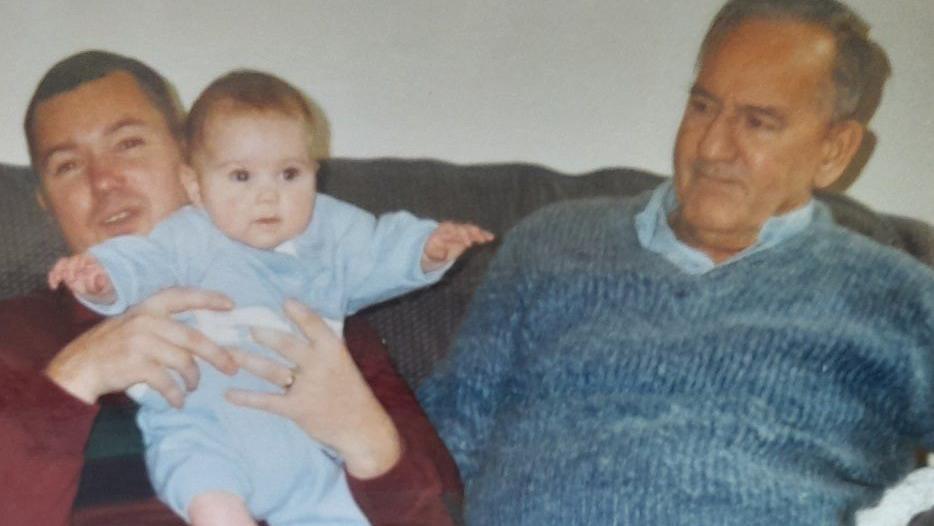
<box><xmin>32</xmin><ymin>71</ymin><xmax>167</xmax><ymax>158</ymax></box>
<box><xmin>696</xmin><ymin>18</ymin><xmax>836</xmax><ymax>113</ymax></box>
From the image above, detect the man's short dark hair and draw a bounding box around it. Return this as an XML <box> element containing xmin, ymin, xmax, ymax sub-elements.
<box><xmin>23</xmin><ymin>50</ymin><xmax>185</xmax><ymax>168</ymax></box>
<box><xmin>700</xmin><ymin>0</ymin><xmax>890</xmax><ymax>122</ymax></box>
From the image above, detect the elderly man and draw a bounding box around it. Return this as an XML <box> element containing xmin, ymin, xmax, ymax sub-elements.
<box><xmin>419</xmin><ymin>0</ymin><xmax>934</xmax><ymax>524</ymax></box>
<box><xmin>0</xmin><ymin>51</ymin><xmax>456</xmax><ymax>525</ymax></box>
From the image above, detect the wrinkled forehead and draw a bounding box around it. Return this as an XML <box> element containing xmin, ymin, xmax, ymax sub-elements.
<box><xmin>695</xmin><ymin>19</ymin><xmax>837</xmax><ymax>114</ymax></box>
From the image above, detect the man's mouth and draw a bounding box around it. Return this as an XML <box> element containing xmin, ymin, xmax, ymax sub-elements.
<box><xmin>96</xmin><ymin>207</ymin><xmax>142</xmax><ymax>235</ymax></box>
<box><xmin>102</xmin><ymin>210</ymin><xmax>133</xmax><ymax>225</ymax></box>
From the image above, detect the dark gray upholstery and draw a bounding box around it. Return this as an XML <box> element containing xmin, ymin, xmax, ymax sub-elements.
<box><xmin>2</xmin><ymin>158</ymin><xmax>932</xmax><ymax>387</ymax></box>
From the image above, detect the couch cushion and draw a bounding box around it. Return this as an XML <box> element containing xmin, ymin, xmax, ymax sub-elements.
<box><xmin>2</xmin><ymin>158</ymin><xmax>932</xmax><ymax>386</ymax></box>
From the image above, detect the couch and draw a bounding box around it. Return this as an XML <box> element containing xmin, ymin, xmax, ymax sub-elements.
<box><xmin>2</xmin><ymin>157</ymin><xmax>933</xmax><ymax>523</ymax></box>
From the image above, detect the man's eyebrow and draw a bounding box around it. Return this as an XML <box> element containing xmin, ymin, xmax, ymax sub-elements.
<box><xmin>689</xmin><ymin>84</ymin><xmax>787</xmax><ymax>122</ymax></box>
<box><xmin>104</xmin><ymin>117</ymin><xmax>148</xmax><ymax>136</ymax></box>
<box><xmin>39</xmin><ymin>142</ymin><xmax>77</xmax><ymax>172</ymax></box>
<box><xmin>738</xmin><ymin>104</ymin><xmax>787</xmax><ymax>124</ymax></box>
<box><xmin>689</xmin><ymin>85</ymin><xmax>716</xmax><ymax>100</ymax></box>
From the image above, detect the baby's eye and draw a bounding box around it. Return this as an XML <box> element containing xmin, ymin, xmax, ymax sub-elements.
<box><xmin>230</xmin><ymin>169</ymin><xmax>250</xmax><ymax>182</ymax></box>
<box><xmin>282</xmin><ymin>167</ymin><xmax>300</xmax><ymax>181</ymax></box>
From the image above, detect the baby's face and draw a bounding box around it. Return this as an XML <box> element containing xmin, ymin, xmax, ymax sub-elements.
<box><xmin>189</xmin><ymin>110</ymin><xmax>317</xmax><ymax>249</ymax></box>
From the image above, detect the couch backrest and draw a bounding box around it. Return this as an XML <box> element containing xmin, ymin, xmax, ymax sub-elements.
<box><xmin>2</xmin><ymin>158</ymin><xmax>932</xmax><ymax>387</ymax></box>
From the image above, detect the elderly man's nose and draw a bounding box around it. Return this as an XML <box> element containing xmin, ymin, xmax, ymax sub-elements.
<box><xmin>698</xmin><ymin>113</ymin><xmax>738</xmax><ymax>162</ymax></box>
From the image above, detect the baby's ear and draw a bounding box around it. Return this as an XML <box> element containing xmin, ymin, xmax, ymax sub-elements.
<box><xmin>180</xmin><ymin>165</ymin><xmax>203</xmax><ymax>207</ymax></box>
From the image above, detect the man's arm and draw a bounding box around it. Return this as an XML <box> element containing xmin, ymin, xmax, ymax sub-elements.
<box><xmin>0</xmin><ymin>362</ymin><xmax>98</xmax><ymax>526</ymax></box>
<box><xmin>46</xmin><ymin>289</ymin><xmax>237</xmax><ymax>406</ymax></box>
<box><xmin>0</xmin><ymin>288</ymin><xmax>237</xmax><ymax>526</ymax></box>
<box><xmin>343</xmin><ymin>315</ymin><xmax>462</xmax><ymax>525</ymax></box>
<box><xmin>416</xmin><ymin>229</ymin><xmax>526</xmax><ymax>485</ymax></box>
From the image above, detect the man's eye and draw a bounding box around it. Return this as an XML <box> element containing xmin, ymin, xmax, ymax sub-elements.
<box><xmin>117</xmin><ymin>137</ymin><xmax>145</xmax><ymax>151</ymax></box>
<box><xmin>689</xmin><ymin>98</ymin><xmax>711</xmax><ymax>115</ymax></box>
<box><xmin>282</xmin><ymin>167</ymin><xmax>300</xmax><ymax>180</ymax></box>
<box><xmin>230</xmin><ymin>169</ymin><xmax>250</xmax><ymax>182</ymax></box>
<box><xmin>52</xmin><ymin>160</ymin><xmax>78</xmax><ymax>177</ymax></box>
<box><xmin>746</xmin><ymin>115</ymin><xmax>779</xmax><ymax>132</ymax></box>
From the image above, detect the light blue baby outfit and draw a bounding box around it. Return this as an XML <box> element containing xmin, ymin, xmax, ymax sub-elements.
<box><xmin>83</xmin><ymin>194</ymin><xmax>443</xmax><ymax>525</ymax></box>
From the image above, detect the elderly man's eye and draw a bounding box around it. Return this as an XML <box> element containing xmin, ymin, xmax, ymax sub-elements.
<box><xmin>689</xmin><ymin>98</ymin><xmax>711</xmax><ymax>115</ymax></box>
<box><xmin>746</xmin><ymin>114</ymin><xmax>780</xmax><ymax>132</ymax></box>
<box><xmin>230</xmin><ymin>169</ymin><xmax>250</xmax><ymax>182</ymax></box>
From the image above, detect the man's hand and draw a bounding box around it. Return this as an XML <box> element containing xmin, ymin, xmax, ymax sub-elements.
<box><xmin>44</xmin><ymin>288</ymin><xmax>238</xmax><ymax>407</ymax></box>
<box><xmin>226</xmin><ymin>299</ymin><xmax>402</xmax><ymax>479</ymax></box>
<box><xmin>421</xmin><ymin>222</ymin><xmax>495</xmax><ymax>273</ymax></box>
<box><xmin>48</xmin><ymin>253</ymin><xmax>116</xmax><ymax>305</ymax></box>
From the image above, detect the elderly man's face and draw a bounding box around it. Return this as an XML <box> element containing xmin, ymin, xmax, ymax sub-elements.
<box><xmin>672</xmin><ymin>19</ymin><xmax>853</xmax><ymax>250</ymax></box>
<box><xmin>32</xmin><ymin>71</ymin><xmax>189</xmax><ymax>253</ymax></box>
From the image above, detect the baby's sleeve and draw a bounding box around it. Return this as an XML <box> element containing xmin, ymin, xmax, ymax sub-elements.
<box><xmin>84</xmin><ymin>208</ymin><xmax>214</xmax><ymax>315</ymax></box>
<box><xmin>313</xmin><ymin>194</ymin><xmax>439</xmax><ymax>314</ymax></box>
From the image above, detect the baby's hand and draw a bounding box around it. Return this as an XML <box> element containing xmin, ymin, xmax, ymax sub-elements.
<box><xmin>48</xmin><ymin>253</ymin><xmax>116</xmax><ymax>305</ymax></box>
<box><xmin>421</xmin><ymin>222</ymin><xmax>495</xmax><ymax>273</ymax></box>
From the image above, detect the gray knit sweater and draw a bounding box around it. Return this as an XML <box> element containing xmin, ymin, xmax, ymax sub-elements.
<box><xmin>418</xmin><ymin>192</ymin><xmax>934</xmax><ymax>525</ymax></box>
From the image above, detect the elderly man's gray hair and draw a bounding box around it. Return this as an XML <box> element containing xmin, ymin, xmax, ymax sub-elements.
<box><xmin>699</xmin><ymin>0</ymin><xmax>890</xmax><ymax>122</ymax></box>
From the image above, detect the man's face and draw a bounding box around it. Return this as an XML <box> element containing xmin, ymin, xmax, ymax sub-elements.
<box><xmin>32</xmin><ymin>71</ymin><xmax>189</xmax><ymax>253</ymax></box>
<box><xmin>672</xmin><ymin>19</ymin><xmax>847</xmax><ymax>250</ymax></box>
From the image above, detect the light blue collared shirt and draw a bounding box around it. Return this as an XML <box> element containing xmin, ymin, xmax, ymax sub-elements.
<box><xmin>634</xmin><ymin>180</ymin><xmax>816</xmax><ymax>274</ymax></box>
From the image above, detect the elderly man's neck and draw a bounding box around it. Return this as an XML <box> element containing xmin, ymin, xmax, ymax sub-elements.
<box><xmin>668</xmin><ymin>212</ymin><xmax>760</xmax><ymax>264</ymax></box>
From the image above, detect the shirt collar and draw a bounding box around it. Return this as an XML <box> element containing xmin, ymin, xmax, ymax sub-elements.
<box><xmin>634</xmin><ymin>180</ymin><xmax>816</xmax><ymax>274</ymax></box>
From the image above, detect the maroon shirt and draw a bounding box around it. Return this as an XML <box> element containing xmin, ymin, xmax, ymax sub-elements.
<box><xmin>0</xmin><ymin>289</ymin><xmax>460</xmax><ymax>525</ymax></box>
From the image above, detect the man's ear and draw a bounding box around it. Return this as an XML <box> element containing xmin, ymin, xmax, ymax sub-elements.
<box><xmin>180</xmin><ymin>165</ymin><xmax>203</xmax><ymax>206</ymax></box>
<box><xmin>35</xmin><ymin>188</ymin><xmax>48</xmax><ymax>211</ymax></box>
<box><xmin>815</xmin><ymin>119</ymin><xmax>864</xmax><ymax>189</ymax></box>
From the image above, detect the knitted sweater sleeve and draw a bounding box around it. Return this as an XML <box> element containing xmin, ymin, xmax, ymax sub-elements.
<box><xmin>417</xmin><ymin>226</ymin><xmax>528</xmax><ymax>484</ymax></box>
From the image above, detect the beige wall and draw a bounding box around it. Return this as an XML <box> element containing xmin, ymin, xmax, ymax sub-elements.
<box><xmin>2</xmin><ymin>0</ymin><xmax>930</xmax><ymax>223</ymax></box>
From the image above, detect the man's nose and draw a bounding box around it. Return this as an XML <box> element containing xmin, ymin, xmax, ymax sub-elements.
<box><xmin>697</xmin><ymin>111</ymin><xmax>738</xmax><ymax>162</ymax></box>
<box><xmin>88</xmin><ymin>157</ymin><xmax>126</xmax><ymax>192</ymax></box>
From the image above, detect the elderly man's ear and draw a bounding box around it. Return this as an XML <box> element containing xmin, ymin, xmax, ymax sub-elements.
<box><xmin>180</xmin><ymin>165</ymin><xmax>203</xmax><ymax>207</ymax></box>
<box><xmin>816</xmin><ymin>119</ymin><xmax>864</xmax><ymax>189</ymax></box>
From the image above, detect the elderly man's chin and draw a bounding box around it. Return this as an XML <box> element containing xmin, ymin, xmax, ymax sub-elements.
<box><xmin>676</xmin><ymin>189</ymin><xmax>764</xmax><ymax>240</ymax></box>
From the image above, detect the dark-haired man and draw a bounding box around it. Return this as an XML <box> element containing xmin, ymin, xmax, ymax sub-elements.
<box><xmin>1</xmin><ymin>51</ymin><xmax>456</xmax><ymax>525</ymax></box>
<box><xmin>420</xmin><ymin>1</ymin><xmax>934</xmax><ymax>524</ymax></box>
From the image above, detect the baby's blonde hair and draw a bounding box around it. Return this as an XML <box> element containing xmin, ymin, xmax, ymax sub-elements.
<box><xmin>185</xmin><ymin>70</ymin><xmax>316</xmax><ymax>163</ymax></box>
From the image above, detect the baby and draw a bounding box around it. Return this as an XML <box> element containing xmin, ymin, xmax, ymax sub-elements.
<box><xmin>49</xmin><ymin>70</ymin><xmax>492</xmax><ymax>525</ymax></box>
